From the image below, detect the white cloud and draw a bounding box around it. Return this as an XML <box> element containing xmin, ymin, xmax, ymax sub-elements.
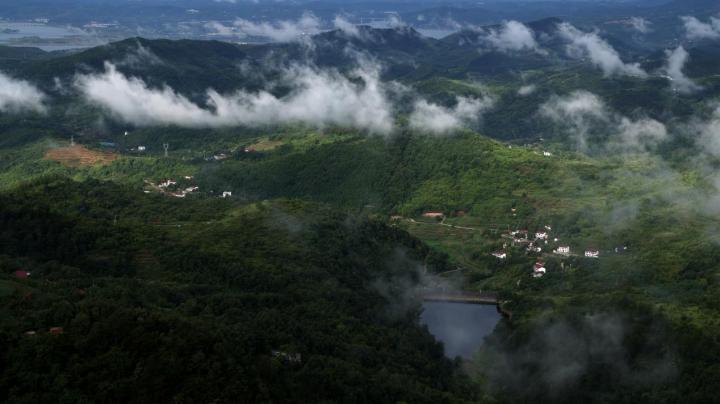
<box><xmin>681</xmin><ymin>16</ymin><xmax>720</xmax><ymax>40</ymax></box>
<box><xmin>557</xmin><ymin>23</ymin><xmax>647</xmax><ymax>78</ymax></box>
<box><xmin>629</xmin><ymin>17</ymin><xmax>652</xmax><ymax>34</ymax></box>
<box><xmin>333</xmin><ymin>15</ymin><xmax>360</xmax><ymax>37</ymax></box>
<box><xmin>387</xmin><ymin>14</ymin><xmax>406</xmax><ymax>29</ymax></box>
<box><xmin>116</xmin><ymin>42</ymin><xmax>164</xmax><ymax>68</ymax></box>
<box><xmin>616</xmin><ymin>117</ymin><xmax>668</xmax><ymax>151</ymax></box>
<box><xmin>0</xmin><ymin>71</ymin><xmax>46</xmax><ymax>114</ymax></box>
<box><xmin>540</xmin><ymin>90</ymin><xmax>609</xmax><ymax>123</ymax></box>
<box><xmin>75</xmin><ymin>61</ymin><xmax>395</xmax><ymax>134</ymax></box>
<box><xmin>205</xmin><ymin>21</ymin><xmax>236</xmax><ymax>36</ymax></box>
<box><xmin>409</xmin><ymin>96</ymin><xmax>495</xmax><ymax>134</ymax></box>
<box><xmin>518</xmin><ymin>84</ymin><xmax>537</xmax><ymax>96</ymax></box>
<box><xmin>540</xmin><ymin>90</ymin><xmax>666</xmax><ymax>152</ymax></box>
<box><xmin>210</xmin><ymin>12</ymin><xmax>322</xmax><ymax>42</ymax></box>
<box><xmin>664</xmin><ymin>46</ymin><xmax>702</xmax><ymax>94</ymax></box>
<box><xmin>696</xmin><ymin>105</ymin><xmax>720</xmax><ymax>158</ymax></box>
<box><xmin>484</xmin><ymin>20</ymin><xmax>541</xmax><ymax>53</ymax></box>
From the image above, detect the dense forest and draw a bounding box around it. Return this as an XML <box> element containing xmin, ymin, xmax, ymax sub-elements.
<box><xmin>0</xmin><ymin>177</ymin><xmax>471</xmax><ymax>403</ymax></box>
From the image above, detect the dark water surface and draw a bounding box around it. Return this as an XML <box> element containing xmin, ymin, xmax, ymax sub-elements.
<box><xmin>420</xmin><ymin>302</ymin><xmax>502</xmax><ymax>358</ymax></box>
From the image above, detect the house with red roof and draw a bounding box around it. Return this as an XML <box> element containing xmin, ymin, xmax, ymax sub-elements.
<box><xmin>13</xmin><ymin>270</ymin><xmax>30</xmax><ymax>279</ymax></box>
<box><xmin>533</xmin><ymin>262</ymin><xmax>547</xmax><ymax>278</ymax></box>
<box><xmin>422</xmin><ymin>211</ymin><xmax>445</xmax><ymax>218</ymax></box>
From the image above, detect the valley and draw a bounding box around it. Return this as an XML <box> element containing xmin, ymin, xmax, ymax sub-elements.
<box><xmin>2</xmin><ymin>3</ymin><xmax>720</xmax><ymax>402</ymax></box>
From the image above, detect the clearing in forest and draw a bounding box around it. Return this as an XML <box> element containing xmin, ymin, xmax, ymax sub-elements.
<box><xmin>44</xmin><ymin>144</ymin><xmax>118</xmax><ymax>167</ymax></box>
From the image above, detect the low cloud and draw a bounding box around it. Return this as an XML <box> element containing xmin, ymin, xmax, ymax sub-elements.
<box><xmin>695</xmin><ymin>104</ymin><xmax>720</xmax><ymax>158</ymax></box>
<box><xmin>680</xmin><ymin>16</ymin><xmax>720</xmax><ymax>40</ymax></box>
<box><xmin>207</xmin><ymin>12</ymin><xmax>322</xmax><ymax>42</ymax></box>
<box><xmin>0</xmin><ymin>71</ymin><xmax>46</xmax><ymax>114</ymax></box>
<box><xmin>615</xmin><ymin>117</ymin><xmax>668</xmax><ymax>152</ymax></box>
<box><xmin>481</xmin><ymin>312</ymin><xmax>677</xmax><ymax>400</ymax></box>
<box><xmin>116</xmin><ymin>42</ymin><xmax>164</xmax><ymax>68</ymax></box>
<box><xmin>629</xmin><ymin>17</ymin><xmax>652</xmax><ymax>34</ymax></box>
<box><xmin>333</xmin><ymin>15</ymin><xmax>360</xmax><ymax>37</ymax></box>
<box><xmin>75</xmin><ymin>61</ymin><xmax>395</xmax><ymax>133</ymax></box>
<box><xmin>557</xmin><ymin>23</ymin><xmax>647</xmax><ymax>78</ymax></box>
<box><xmin>518</xmin><ymin>84</ymin><xmax>537</xmax><ymax>96</ymax></box>
<box><xmin>387</xmin><ymin>14</ymin><xmax>406</xmax><ymax>29</ymax></box>
<box><xmin>205</xmin><ymin>21</ymin><xmax>236</xmax><ymax>36</ymax></box>
<box><xmin>664</xmin><ymin>46</ymin><xmax>702</xmax><ymax>94</ymax></box>
<box><xmin>409</xmin><ymin>96</ymin><xmax>495</xmax><ymax>134</ymax></box>
<box><xmin>484</xmin><ymin>20</ymin><xmax>542</xmax><ymax>53</ymax></box>
<box><xmin>540</xmin><ymin>90</ymin><xmax>666</xmax><ymax>152</ymax></box>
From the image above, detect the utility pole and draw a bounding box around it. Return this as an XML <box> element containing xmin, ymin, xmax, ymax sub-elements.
<box><xmin>163</xmin><ymin>143</ymin><xmax>169</xmax><ymax>158</ymax></box>
<box><xmin>70</xmin><ymin>135</ymin><xmax>74</xmax><ymax>146</ymax></box>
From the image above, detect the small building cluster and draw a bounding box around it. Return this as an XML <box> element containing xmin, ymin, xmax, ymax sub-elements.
<box><xmin>533</xmin><ymin>262</ymin><xmax>546</xmax><ymax>278</ymax></box>
<box><xmin>422</xmin><ymin>211</ymin><xmax>445</xmax><ymax>219</ymax></box>
<box><xmin>272</xmin><ymin>350</ymin><xmax>302</xmax><ymax>364</ymax></box>
<box><xmin>147</xmin><ymin>177</ymin><xmax>200</xmax><ymax>198</ymax></box>
<box><xmin>492</xmin><ymin>251</ymin><xmax>507</xmax><ymax>260</ymax></box>
<box><xmin>158</xmin><ymin>179</ymin><xmax>177</xmax><ymax>189</ymax></box>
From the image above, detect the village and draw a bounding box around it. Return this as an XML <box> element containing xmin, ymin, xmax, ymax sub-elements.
<box><xmin>400</xmin><ymin>209</ymin><xmax>627</xmax><ymax>280</ymax></box>
<box><xmin>143</xmin><ymin>176</ymin><xmax>233</xmax><ymax>199</ymax></box>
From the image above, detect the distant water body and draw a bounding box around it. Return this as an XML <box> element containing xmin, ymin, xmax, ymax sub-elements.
<box><xmin>0</xmin><ymin>22</ymin><xmax>99</xmax><ymax>51</ymax></box>
<box><xmin>366</xmin><ymin>21</ymin><xmax>457</xmax><ymax>39</ymax></box>
<box><xmin>416</xmin><ymin>28</ymin><xmax>457</xmax><ymax>39</ymax></box>
<box><xmin>420</xmin><ymin>301</ymin><xmax>502</xmax><ymax>358</ymax></box>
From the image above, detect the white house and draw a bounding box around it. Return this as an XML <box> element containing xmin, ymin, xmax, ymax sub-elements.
<box><xmin>543</xmin><ymin>151</ymin><xmax>553</xmax><ymax>157</ymax></box>
<box><xmin>222</xmin><ymin>191</ymin><xmax>232</xmax><ymax>198</ymax></box>
<box><xmin>159</xmin><ymin>179</ymin><xmax>177</xmax><ymax>188</ymax></box>
<box><xmin>535</xmin><ymin>231</ymin><xmax>548</xmax><ymax>240</ymax></box>
<box><xmin>137</xmin><ymin>146</ymin><xmax>146</xmax><ymax>152</ymax></box>
<box><xmin>533</xmin><ymin>262</ymin><xmax>547</xmax><ymax>278</ymax></box>
<box><xmin>585</xmin><ymin>249</ymin><xmax>600</xmax><ymax>258</ymax></box>
<box><xmin>492</xmin><ymin>251</ymin><xmax>507</xmax><ymax>260</ymax></box>
<box><xmin>555</xmin><ymin>246</ymin><xmax>570</xmax><ymax>255</ymax></box>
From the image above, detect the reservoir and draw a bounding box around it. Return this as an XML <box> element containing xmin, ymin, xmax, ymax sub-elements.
<box><xmin>420</xmin><ymin>301</ymin><xmax>502</xmax><ymax>358</ymax></box>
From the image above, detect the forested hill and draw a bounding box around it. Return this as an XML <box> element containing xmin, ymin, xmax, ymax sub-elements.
<box><xmin>1</xmin><ymin>19</ymin><xmax>718</xmax><ymax>146</ymax></box>
<box><xmin>0</xmin><ymin>177</ymin><xmax>471</xmax><ymax>403</ymax></box>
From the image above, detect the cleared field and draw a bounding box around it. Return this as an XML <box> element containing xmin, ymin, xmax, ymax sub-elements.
<box><xmin>45</xmin><ymin>145</ymin><xmax>118</xmax><ymax>167</ymax></box>
<box><xmin>247</xmin><ymin>138</ymin><xmax>284</xmax><ymax>152</ymax></box>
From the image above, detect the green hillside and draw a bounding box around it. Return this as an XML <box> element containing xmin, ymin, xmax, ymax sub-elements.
<box><xmin>0</xmin><ymin>177</ymin><xmax>471</xmax><ymax>403</ymax></box>
<box><xmin>2</xmin><ymin>17</ymin><xmax>720</xmax><ymax>402</ymax></box>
